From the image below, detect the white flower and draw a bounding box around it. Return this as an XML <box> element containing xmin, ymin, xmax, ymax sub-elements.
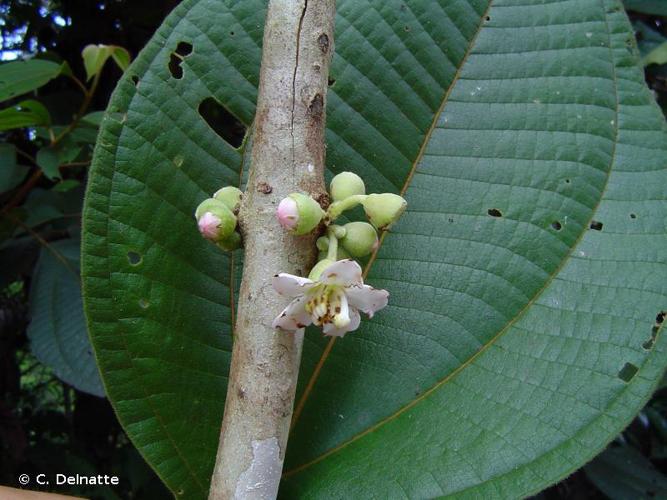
<box><xmin>272</xmin><ymin>259</ymin><xmax>389</xmax><ymax>337</ymax></box>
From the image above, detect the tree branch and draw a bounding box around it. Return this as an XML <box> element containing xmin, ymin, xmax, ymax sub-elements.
<box><xmin>208</xmin><ymin>1</ymin><xmax>336</xmax><ymax>498</ymax></box>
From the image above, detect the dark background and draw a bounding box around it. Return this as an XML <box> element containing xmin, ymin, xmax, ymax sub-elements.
<box><xmin>1</xmin><ymin>1</ymin><xmax>665</xmax><ymax>498</ymax></box>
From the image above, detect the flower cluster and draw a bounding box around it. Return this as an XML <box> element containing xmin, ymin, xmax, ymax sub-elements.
<box><xmin>273</xmin><ymin>171</ymin><xmax>407</xmax><ymax>337</ymax></box>
<box><xmin>194</xmin><ymin>171</ymin><xmax>406</xmax><ymax>338</ymax></box>
<box><xmin>194</xmin><ymin>186</ymin><xmax>242</xmax><ymax>251</ymax></box>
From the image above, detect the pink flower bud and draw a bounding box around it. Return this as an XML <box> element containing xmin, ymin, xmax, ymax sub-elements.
<box><xmin>277</xmin><ymin>197</ymin><xmax>299</xmax><ymax>230</ymax></box>
<box><xmin>198</xmin><ymin>211</ymin><xmax>223</xmax><ymax>240</ymax></box>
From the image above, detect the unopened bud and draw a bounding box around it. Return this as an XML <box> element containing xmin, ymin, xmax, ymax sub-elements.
<box><xmin>213</xmin><ymin>186</ymin><xmax>243</xmax><ymax>212</ymax></box>
<box><xmin>330</xmin><ymin>171</ymin><xmax>365</xmax><ymax>201</ymax></box>
<box><xmin>336</xmin><ymin>246</ymin><xmax>351</xmax><ymax>260</ymax></box>
<box><xmin>195</xmin><ymin>198</ymin><xmax>237</xmax><ymax>242</ymax></box>
<box><xmin>316</xmin><ymin>236</ymin><xmax>330</xmax><ymax>252</ymax></box>
<box><xmin>340</xmin><ymin>222</ymin><xmax>379</xmax><ymax>257</ymax></box>
<box><xmin>217</xmin><ymin>231</ymin><xmax>242</xmax><ymax>251</ymax></box>
<box><xmin>277</xmin><ymin>193</ymin><xmax>325</xmax><ymax>235</ymax></box>
<box><xmin>361</xmin><ymin>193</ymin><xmax>407</xmax><ymax>230</ymax></box>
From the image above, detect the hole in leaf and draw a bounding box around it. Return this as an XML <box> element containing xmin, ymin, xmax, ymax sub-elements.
<box><xmin>230</xmin><ymin>31</ymin><xmax>235</xmax><ymax>36</ymax></box>
<box><xmin>174</xmin><ymin>41</ymin><xmax>193</xmax><ymax>57</ymax></box>
<box><xmin>127</xmin><ymin>251</ymin><xmax>142</xmax><ymax>266</ymax></box>
<box><xmin>551</xmin><ymin>221</ymin><xmax>562</xmax><ymax>231</ymax></box>
<box><xmin>630</xmin><ymin>213</ymin><xmax>637</xmax><ymax>219</ymax></box>
<box><xmin>642</xmin><ymin>338</ymin><xmax>654</xmax><ymax>350</ymax></box>
<box><xmin>565</xmin><ymin>178</ymin><xmax>571</xmax><ymax>184</ymax></box>
<box><xmin>618</xmin><ymin>362</ymin><xmax>638</xmax><ymax>382</ymax></box>
<box><xmin>404</xmin><ymin>25</ymin><xmax>411</xmax><ymax>32</ymax></box>
<box><xmin>487</xmin><ymin>208</ymin><xmax>502</xmax><ymax>217</ymax></box>
<box><xmin>485</xmin><ymin>15</ymin><xmax>491</xmax><ymax>21</ymax></box>
<box><xmin>168</xmin><ymin>54</ymin><xmax>184</xmax><ymax>79</ymax></box>
<box><xmin>139</xmin><ymin>298</ymin><xmax>150</xmax><ymax>309</ymax></box>
<box><xmin>641</xmin><ymin>312</ymin><xmax>664</xmax><ymax>350</ymax></box>
<box><xmin>168</xmin><ymin>42</ymin><xmax>193</xmax><ymax>79</ymax></box>
<box><xmin>589</xmin><ymin>220</ymin><xmax>603</xmax><ymax>231</ymax></box>
<box><xmin>328</xmin><ymin>77</ymin><xmax>336</xmax><ymax>87</ymax></box>
<box><xmin>131</xmin><ymin>75</ymin><xmax>139</xmax><ymax>86</ymax></box>
<box><xmin>198</xmin><ymin>97</ymin><xmax>246</xmax><ymax>148</ymax></box>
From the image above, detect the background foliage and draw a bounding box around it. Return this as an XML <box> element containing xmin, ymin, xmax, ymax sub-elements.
<box><xmin>1</xmin><ymin>1</ymin><xmax>665</xmax><ymax>498</ymax></box>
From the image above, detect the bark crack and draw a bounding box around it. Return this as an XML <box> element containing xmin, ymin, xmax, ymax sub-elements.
<box><xmin>290</xmin><ymin>0</ymin><xmax>308</xmax><ymax>165</ymax></box>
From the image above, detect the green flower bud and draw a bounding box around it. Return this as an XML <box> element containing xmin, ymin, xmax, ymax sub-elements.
<box><xmin>216</xmin><ymin>231</ymin><xmax>242</xmax><ymax>251</ymax></box>
<box><xmin>330</xmin><ymin>171</ymin><xmax>365</xmax><ymax>202</ymax></box>
<box><xmin>195</xmin><ymin>198</ymin><xmax>237</xmax><ymax>242</ymax></box>
<box><xmin>308</xmin><ymin>258</ymin><xmax>335</xmax><ymax>280</ymax></box>
<box><xmin>277</xmin><ymin>193</ymin><xmax>325</xmax><ymax>235</ymax></box>
<box><xmin>213</xmin><ymin>186</ymin><xmax>243</xmax><ymax>212</ymax></box>
<box><xmin>361</xmin><ymin>193</ymin><xmax>407</xmax><ymax>230</ymax></box>
<box><xmin>330</xmin><ymin>224</ymin><xmax>346</xmax><ymax>239</ymax></box>
<box><xmin>339</xmin><ymin>222</ymin><xmax>379</xmax><ymax>257</ymax></box>
<box><xmin>336</xmin><ymin>246</ymin><xmax>351</xmax><ymax>260</ymax></box>
<box><xmin>316</xmin><ymin>236</ymin><xmax>330</xmax><ymax>252</ymax></box>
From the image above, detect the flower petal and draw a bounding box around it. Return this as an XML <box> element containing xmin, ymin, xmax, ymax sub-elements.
<box><xmin>272</xmin><ymin>273</ymin><xmax>315</xmax><ymax>297</ymax></box>
<box><xmin>272</xmin><ymin>296</ymin><xmax>312</xmax><ymax>331</ymax></box>
<box><xmin>323</xmin><ymin>307</ymin><xmax>360</xmax><ymax>337</ymax></box>
<box><xmin>346</xmin><ymin>284</ymin><xmax>389</xmax><ymax>318</ymax></box>
<box><xmin>320</xmin><ymin>259</ymin><xmax>363</xmax><ymax>287</ymax></box>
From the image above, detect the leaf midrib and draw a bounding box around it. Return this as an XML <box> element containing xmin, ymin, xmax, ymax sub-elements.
<box><xmin>286</xmin><ymin>0</ymin><xmax>623</xmax><ymax>476</ymax></box>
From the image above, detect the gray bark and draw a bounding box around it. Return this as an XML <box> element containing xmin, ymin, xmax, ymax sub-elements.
<box><xmin>208</xmin><ymin>1</ymin><xmax>335</xmax><ymax>498</ymax></box>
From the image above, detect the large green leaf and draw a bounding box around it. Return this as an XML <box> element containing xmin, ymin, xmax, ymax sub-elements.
<box><xmin>28</xmin><ymin>239</ymin><xmax>104</xmax><ymax>397</ymax></box>
<box><xmin>82</xmin><ymin>0</ymin><xmax>667</xmax><ymax>498</ymax></box>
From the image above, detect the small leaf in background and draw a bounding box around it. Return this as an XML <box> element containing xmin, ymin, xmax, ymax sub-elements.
<box><xmin>0</xmin><ymin>59</ymin><xmax>63</xmax><ymax>102</ymax></box>
<box><xmin>82</xmin><ymin>44</ymin><xmax>131</xmax><ymax>81</ymax></box>
<box><xmin>27</xmin><ymin>238</ymin><xmax>104</xmax><ymax>397</ymax></box>
<box><xmin>57</xmin><ymin>144</ymin><xmax>82</xmax><ymax>165</ymax></box>
<box><xmin>22</xmin><ymin>187</ymin><xmax>84</xmax><ymax>229</ymax></box>
<box><xmin>110</xmin><ymin>48</ymin><xmax>131</xmax><ymax>72</ymax></box>
<box><xmin>624</xmin><ymin>0</ymin><xmax>667</xmax><ymax>16</ymax></box>
<box><xmin>644</xmin><ymin>41</ymin><xmax>667</xmax><ymax>66</ymax></box>
<box><xmin>585</xmin><ymin>446</ymin><xmax>667</xmax><ymax>499</ymax></box>
<box><xmin>69</xmin><ymin>126</ymin><xmax>100</xmax><ymax>145</ymax></box>
<box><xmin>0</xmin><ymin>143</ymin><xmax>28</xmax><ymax>193</ymax></box>
<box><xmin>59</xmin><ymin>60</ymin><xmax>73</xmax><ymax>78</ymax></box>
<box><xmin>633</xmin><ymin>21</ymin><xmax>666</xmax><ymax>57</ymax></box>
<box><xmin>36</xmin><ymin>147</ymin><xmax>61</xmax><ymax>180</ymax></box>
<box><xmin>52</xmin><ymin>179</ymin><xmax>80</xmax><ymax>193</ymax></box>
<box><xmin>0</xmin><ymin>99</ymin><xmax>51</xmax><ymax>131</ymax></box>
<box><xmin>81</xmin><ymin>111</ymin><xmax>105</xmax><ymax>127</ymax></box>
